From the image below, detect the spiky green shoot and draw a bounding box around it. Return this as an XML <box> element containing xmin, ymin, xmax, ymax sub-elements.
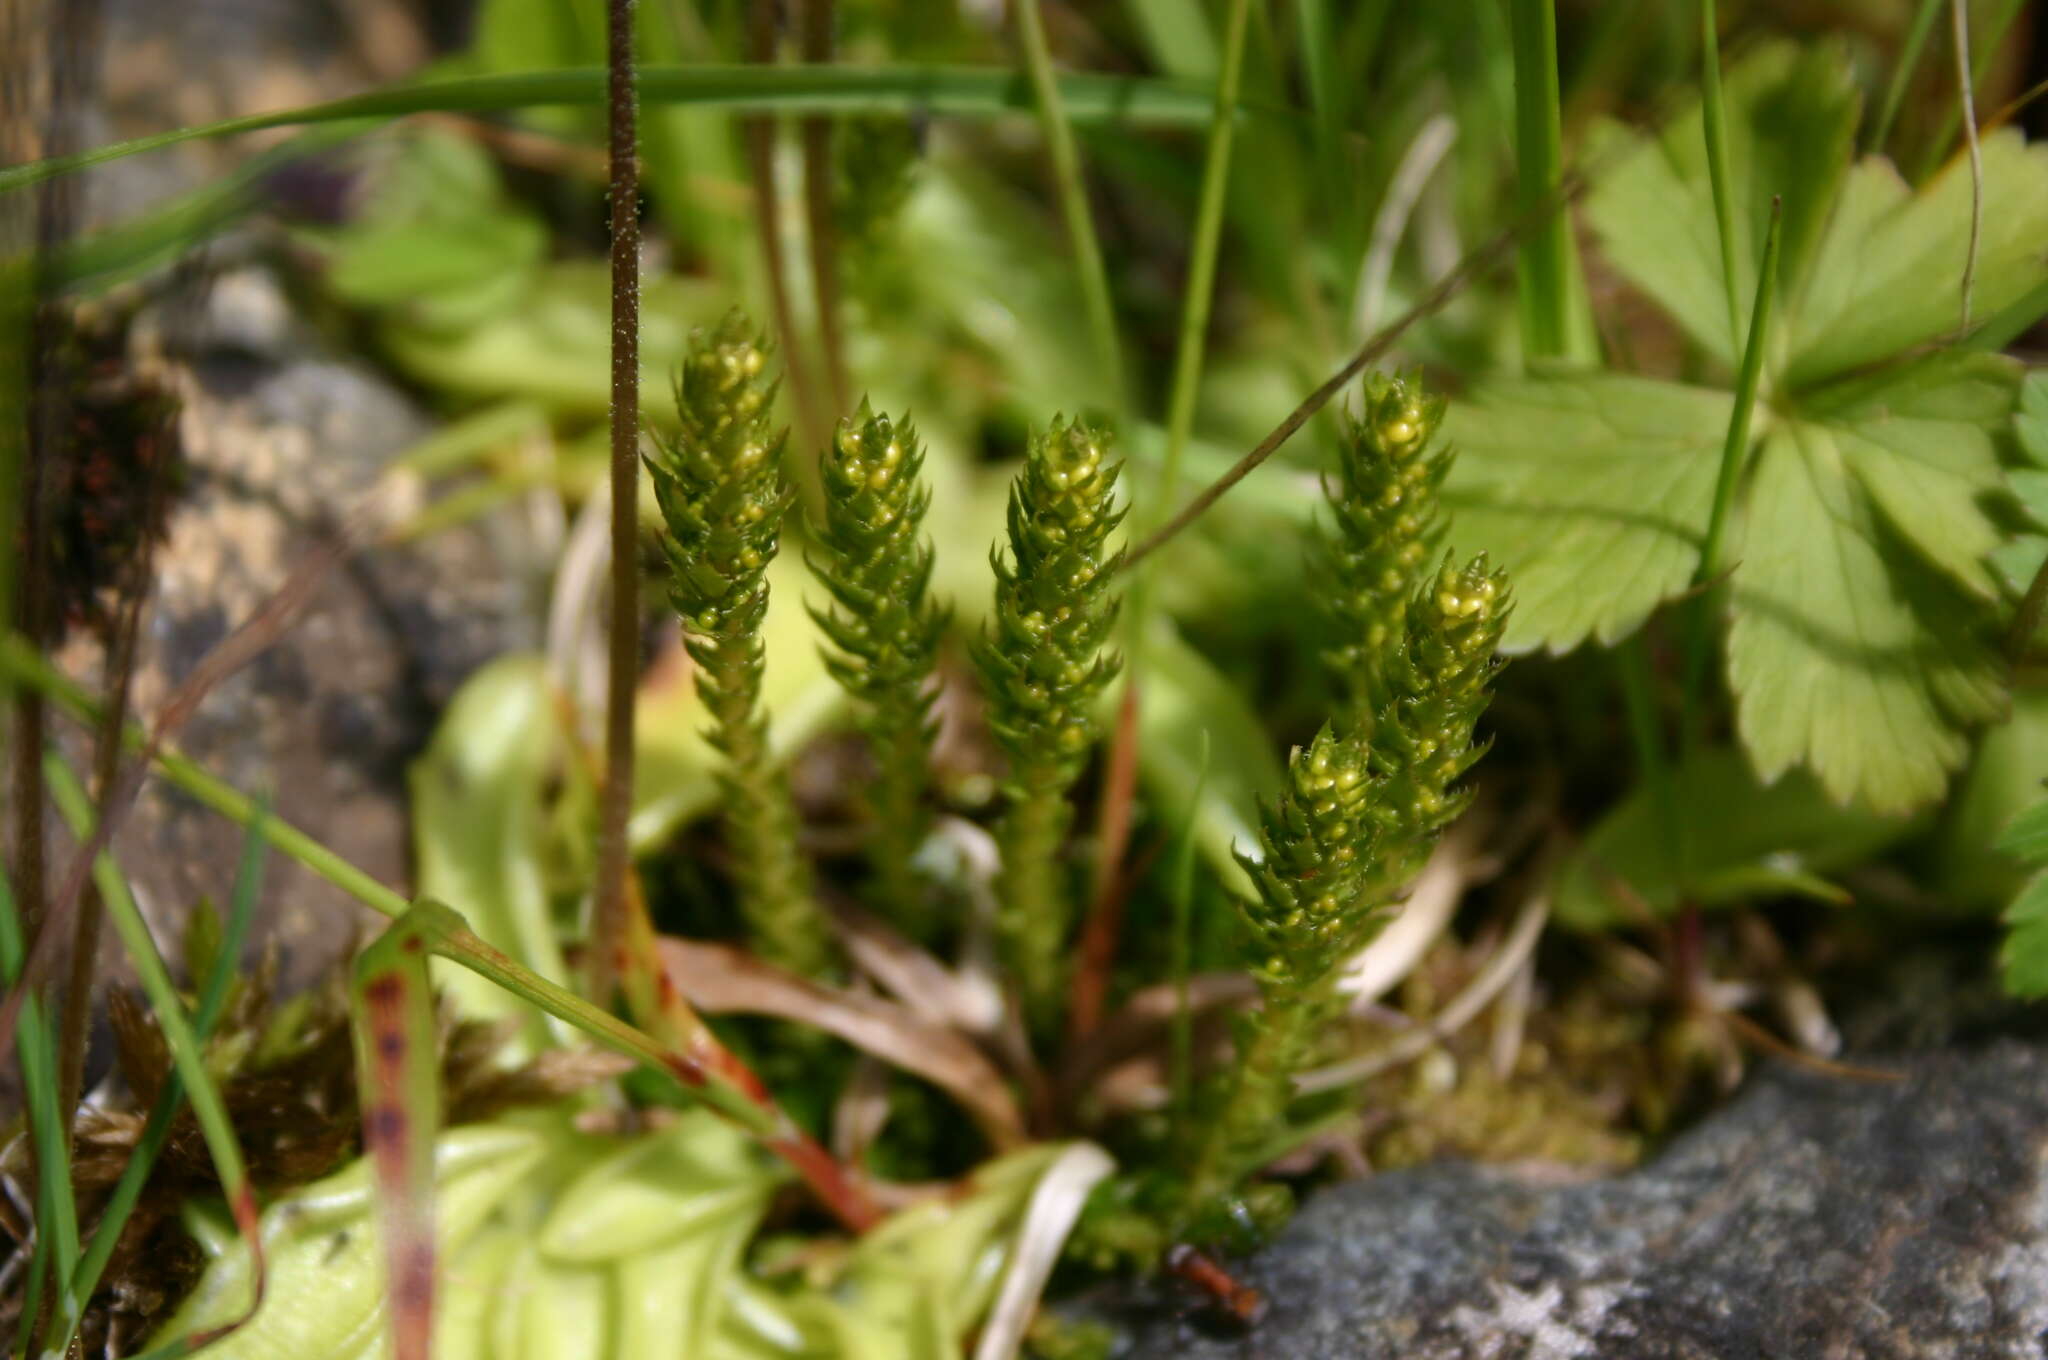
<box><xmin>1186</xmin><ymin>553</ymin><xmax>1509</xmax><ymax>1216</ymax></box>
<box><xmin>648</xmin><ymin>312</ymin><xmax>828</xmax><ymax>977</ymax></box>
<box><xmin>973</xmin><ymin>417</ymin><xmax>1125</xmax><ymax>1028</ymax></box>
<box><xmin>1319</xmin><ymin>372</ymin><xmax>1452</xmax><ymax>726</ymax></box>
<box><xmin>808</xmin><ymin>402</ymin><xmax>949</xmax><ymax>937</ymax></box>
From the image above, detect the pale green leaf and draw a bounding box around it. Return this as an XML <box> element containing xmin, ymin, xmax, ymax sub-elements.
<box><xmin>410</xmin><ymin>656</ymin><xmax>569</xmax><ymax>1040</ymax></box>
<box><xmin>2000</xmin><ymin>906</ymin><xmax>2048</xmax><ymax>998</ymax></box>
<box><xmin>1805</xmin><ymin>354</ymin><xmax>2017</xmax><ymax>599</ymax></box>
<box><xmin>2018</xmin><ymin>370</ymin><xmax>2048</xmax><ymax>465</ymax></box>
<box><xmin>1998</xmin><ymin>798</ymin><xmax>2048</xmax><ymax>862</ymax></box>
<box><xmin>1132</xmin><ymin>617</ymin><xmax>1280</xmax><ymax>897</ymax></box>
<box><xmin>2010</xmin><ymin>471</ymin><xmax>2048</xmax><ymax>527</ymax></box>
<box><xmin>1727</xmin><ymin>425</ymin><xmax>2005</xmax><ymax>813</ymax></box>
<box><xmin>1441</xmin><ymin>373</ymin><xmax>1731</xmax><ymax>652</ymax></box>
<box><xmin>1553</xmin><ymin>748</ymin><xmax>1909</xmax><ymax>930</ymax></box>
<box><xmin>152</xmin><ymin>1126</ymin><xmax>546</xmax><ymax>1356</ymax></box>
<box><xmin>539</xmin><ymin>1114</ymin><xmax>777</xmax><ymax>1262</ymax></box>
<box><xmin>1931</xmin><ymin>689</ymin><xmax>2048</xmax><ymax>906</ymax></box>
<box><xmin>1585</xmin><ymin>41</ymin><xmax>1859</xmax><ymax>366</ymax></box>
<box><xmin>1785</xmin><ymin>131</ymin><xmax>2048</xmax><ymax>389</ymax></box>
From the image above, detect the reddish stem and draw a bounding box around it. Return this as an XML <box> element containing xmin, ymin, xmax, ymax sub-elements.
<box><xmin>1066</xmin><ymin>679</ymin><xmax>1142</xmax><ymax>1045</ymax></box>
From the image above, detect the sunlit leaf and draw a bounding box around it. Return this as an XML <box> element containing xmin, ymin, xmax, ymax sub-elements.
<box><xmin>1786</xmin><ymin>131</ymin><xmax>2048</xmax><ymax>388</ymax></box>
<box><xmin>1726</xmin><ymin>424</ymin><xmax>2005</xmax><ymax>813</ymax></box>
<box><xmin>151</xmin><ymin>1126</ymin><xmax>546</xmax><ymax>1357</ymax></box>
<box><xmin>1584</xmin><ymin>40</ymin><xmax>1859</xmax><ymax>366</ymax></box>
<box><xmin>1132</xmin><ymin>617</ymin><xmax>1280</xmax><ymax>896</ymax></box>
<box><xmin>409</xmin><ymin>656</ymin><xmax>570</xmax><ymax>1037</ymax></box>
<box><xmin>1441</xmin><ymin>373</ymin><xmax>1730</xmax><ymax>652</ymax></box>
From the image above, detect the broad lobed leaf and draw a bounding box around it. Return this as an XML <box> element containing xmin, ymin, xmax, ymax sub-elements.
<box><xmin>1441</xmin><ymin>373</ymin><xmax>1729</xmax><ymax>653</ymax></box>
<box><xmin>1727</xmin><ymin>424</ymin><xmax>2005</xmax><ymax>813</ymax></box>
<box><xmin>1456</xmin><ymin>36</ymin><xmax>2047</xmax><ymax>813</ymax></box>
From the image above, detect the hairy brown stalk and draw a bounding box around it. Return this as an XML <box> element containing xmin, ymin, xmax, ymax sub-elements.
<box><xmin>589</xmin><ymin>0</ymin><xmax>642</xmax><ymax>1009</ymax></box>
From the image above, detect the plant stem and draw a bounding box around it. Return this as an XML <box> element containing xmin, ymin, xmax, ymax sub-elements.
<box><xmin>1950</xmin><ymin>0</ymin><xmax>1980</xmax><ymax>329</ymax></box>
<box><xmin>1507</xmin><ymin>0</ymin><xmax>1589</xmax><ymax>366</ymax></box>
<box><xmin>1153</xmin><ymin>0</ymin><xmax>1251</xmax><ymax>531</ymax></box>
<box><xmin>800</xmin><ymin>0</ymin><xmax>849</xmax><ymax>414</ymax></box>
<box><xmin>1682</xmin><ymin>197</ymin><xmax>1780</xmax><ymax>743</ymax></box>
<box><xmin>590</xmin><ymin>0</ymin><xmax>641</xmax><ymax>1008</ymax></box>
<box><xmin>1012</xmin><ymin>0</ymin><xmax>1126</xmax><ymax>416</ymax></box>
<box><xmin>1617</xmin><ymin>633</ymin><xmax>1680</xmax><ymax>884</ymax></box>
<box><xmin>1167</xmin><ymin>731</ymin><xmax>1210</xmax><ymax>1150</ymax></box>
<box><xmin>1698</xmin><ymin>0</ymin><xmax>1741</xmax><ymax>349</ymax></box>
<box><xmin>51</xmin><ymin>809</ymin><xmax>264</xmax><ymax>1359</ymax></box>
<box><xmin>1869</xmin><ymin>0</ymin><xmax>1944</xmax><ymax>155</ymax></box>
<box><xmin>1916</xmin><ymin>0</ymin><xmax>2024</xmax><ymax>180</ymax></box>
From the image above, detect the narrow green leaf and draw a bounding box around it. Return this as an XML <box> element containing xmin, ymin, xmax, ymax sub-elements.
<box><xmin>1126</xmin><ymin>0</ymin><xmax>1220</xmax><ymax>78</ymax></box>
<box><xmin>0</xmin><ymin>64</ymin><xmax>1234</xmax><ymax>199</ymax></box>
<box><xmin>1507</xmin><ymin>0</ymin><xmax>1594</xmax><ymax>365</ymax></box>
<box><xmin>44</xmin><ymin>754</ymin><xmax>266</xmax><ymax>1353</ymax></box>
<box><xmin>56</xmin><ymin>809</ymin><xmax>268</xmax><ymax>1356</ymax></box>
<box><xmin>1868</xmin><ymin>0</ymin><xmax>1945</xmax><ymax>155</ymax></box>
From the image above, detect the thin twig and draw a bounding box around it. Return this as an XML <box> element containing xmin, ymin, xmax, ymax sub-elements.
<box><xmin>589</xmin><ymin>0</ymin><xmax>641</xmax><ymax>1008</ymax></box>
<box><xmin>1065</xmin><ymin>677</ymin><xmax>1142</xmax><ymax>1047</ymax></box>
<box><xmin>1950</xmin><ymin>0</ymin><xmax>1981</xmax><ymax>329</ymax></box>
<box><xmin>1120</xmin><ymin>180</ymin><xmax>1576</xmax><ymax>571</ymax></box>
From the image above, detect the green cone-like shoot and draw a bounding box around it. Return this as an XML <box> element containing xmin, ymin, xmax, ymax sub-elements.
<box><xmin>808</xmin><ymin>402</ymin><xmax>949</xmax><ymax>937</ymax></box>
<box><xmin>1319</xmin><ymin>372</ymin><xmax>1451</xmax><ymax>726</ymax></box>
<box><xmin>973</xmin><ymin>416</ymin><xmax>1125</xmax><ymax>1025</ymax></box>
<box><xmin>648</xmin><ymin>312</ymin><xmax>828</xmax><ymax>977</ymax></box>
<box><xmin>1187</xmin><ymin>551</ymin><xmax>1509</xmax><ymax>1216</ymax></box>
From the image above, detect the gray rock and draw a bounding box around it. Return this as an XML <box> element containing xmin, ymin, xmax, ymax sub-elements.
<box><xmin>50</xmin><ymin>265</ymin><xmax>540</xmax><ymax>990</ymax></box>
<box><xmin>1113</xmin><ymin>1041</ymin><xmax>2048</xmax><ymax>1359</ymax></box>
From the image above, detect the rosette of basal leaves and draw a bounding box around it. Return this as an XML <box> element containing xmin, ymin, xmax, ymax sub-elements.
<box><xmin>1189</xmin><ymin>555</ymin><xmax>1508</xmax><ymax>1212</ymax></box>
<box><xmin>1443</xmin><ymin>40</ymin><xmax>2048</xmax><ymax>814</ymax></box>
<box><xmin>808</xmin><ymin>402</ymin><xmax>949</xmax><ymax>938</ymax></box>
<box><xmin>649</xmin><ymin>313</ymin><xmax>827</xmax><ymax>977</ymax></box>
<box><xmin>973</xmin><ymin>417</ymin><xmax>1125</xmax><ymax>1024</ymax></box>
<box><xmin>1319</xmin><ymin>372</ymin><xmax>1451</xmax><ymax>725</ymax></box>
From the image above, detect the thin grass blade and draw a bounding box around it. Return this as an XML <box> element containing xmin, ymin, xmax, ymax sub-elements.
<box><xmin>0</xmin><ymin>64</ymin><xmax>1234</xmax><ymax>198</ymax></box>
<box><xmin>52</xmin><ymin>807</ymin><xmax>267</xmax><ymax>1356</ymax></box>
<box><xmin>42</xmin><ymin>754</ymin><xmax>267</xmax><ymax>1355</ymax></box>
